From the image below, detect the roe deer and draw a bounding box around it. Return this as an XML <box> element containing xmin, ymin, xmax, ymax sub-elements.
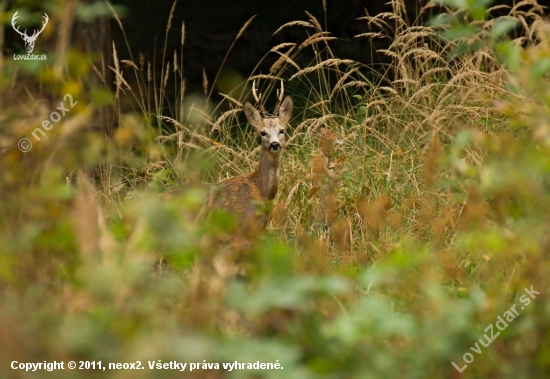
<box><xmin>208</xmin><ymin>80</ymin><xmax>293</xmax><ymax>237</ymax></box>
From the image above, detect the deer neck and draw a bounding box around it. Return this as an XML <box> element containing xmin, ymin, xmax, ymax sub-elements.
<box><xmin>256</xmin><ymin>148</ymin><xmax>280</xmax><ymax>200</ymax></box>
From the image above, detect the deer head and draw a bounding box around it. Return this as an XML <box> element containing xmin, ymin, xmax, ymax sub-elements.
<box><xmin>243</xmin><ymin>80</ymin><xmax>293</xmax><ymax>157</ymax></box>
<box><xmin>12</xmin><ymin>11</ymin><xmax>49</xmax><ymax>54</ymax></box>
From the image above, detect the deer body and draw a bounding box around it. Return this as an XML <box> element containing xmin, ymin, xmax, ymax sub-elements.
<box><xmin>210</xmin><ymin>81</ymin><xmax>293</xmax><ymax>236</ymax></box>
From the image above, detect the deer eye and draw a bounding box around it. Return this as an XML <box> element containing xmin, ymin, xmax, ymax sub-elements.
<box><xmin>279</xmin><ymin>129</ymin><xmax>284</xmax><ymax>135</ymax></box>
<box><xmin>260</xmin><ymin>131</ymin><xmax>267</xmax><ymax>137</ymax></box>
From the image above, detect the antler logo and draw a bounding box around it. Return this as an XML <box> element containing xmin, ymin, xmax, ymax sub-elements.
<box><xmin>11</xmin><ymin>11</ymin><xmax>49</xmax><ymax>54</ymax></box>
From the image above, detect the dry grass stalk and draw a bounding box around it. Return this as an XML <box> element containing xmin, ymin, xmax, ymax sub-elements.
<box><xmin>270</xmin><ymin>46</ymin><xmax>297</xmax><ymax>74</ymax></box>
<box><xmin>181</xmin><ymin>21</ymin><xmax>185</xmax><ymax>46</ymax></box>
<box><xmin>269</xmin><ymin>51</ymin><xmax>301</xmax><ymax>72</ymax></box>
<box><xmin>112</xmin><ymin>42</ymin><xmax>122</xmax><ymax>99</ymax></box>
<box><xmin>216</xmin><ymin>93</ymin><xmax>243</xmax><ymax>108</ymax></box>
<box><xmin>273</xmin><ymin>21</ymin><xmax>316</xmax><ymax>35</ymax></box>
<box><xmin>290</xmin><ymin>59</ymin><xmax>355</xmax><ymax>80</ymax></box>
<box><xmin>270</xmin><ymin>43</ymin><xmax>297</xmax><ymax>52</ymax></box>
<box><xmin>299</xmin><ymin>36</ymin><xmax>337</xmax><ymax>49</ymax></box>
<box><xmin>202</xmin><ymin>69</ymin><xmax>208</xmax><ymax>96</ymax></box>
<box><xmin>210</xmin><ymin>108</ymin><xmax>241</xmax><ymax>134</ymax></box>
<box><xmin>304</xmin><ymin>11</ymin><xmax>323</xmax><ymax>31</ymax></box>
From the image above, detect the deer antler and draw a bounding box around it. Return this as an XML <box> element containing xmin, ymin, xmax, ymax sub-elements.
<box><xmin>273</xmin><ymin>80</ymin><xmax>285</xmax><ymax>117</ymax></box>
<box><xmin>11</xmin><ymin>11</ymin><xmax>49</xmax><ymax>54</ymax></box>
<box><xmin>11</xmin><ymin>11</ymin><xmax>27</xmax><ymax>38</ymax></box>
<box><xmin>31</xmin><ymin>13</ymin><xmax>49</xmax><ymax>38</ymax></box>
<box><xmin>252</xmin><ymin>80</ymin><xmax>269</xmax><ymax>118</ymax></box>
<box><xmin>11</xmin><ymin>11</ymin><xmax>48</xmax><ymax>38</ymax></box>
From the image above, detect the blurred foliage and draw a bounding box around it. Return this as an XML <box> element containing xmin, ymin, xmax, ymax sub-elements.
<box><xmin>2</xmin><ymin>0</ymin><xmax>550</xmax><ymax>378</ymax></box>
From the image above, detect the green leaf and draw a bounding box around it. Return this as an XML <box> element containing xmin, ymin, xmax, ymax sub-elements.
<box><xmin>495</xmin><ymin>41</ymin><xmax>521</xmax><ymax>73</ymax></box>
<box><xmin>491</xmin><ymin>18</ymin><xmax>519</xmax><ymax>39</ymax></box>
<box><xmin>455</xmin><ymin>129</ymin><xmax>474</xmax><ymax>150</ymax></box>
<box><xmin>441</xmin><ymin>25</ymin><xmax>479</xmax><ymax>40</ymax></box>
<box><xmin>469</xmin><ymin>0</ymin><xmax>494</xmax><ymax>19</ymax></box>
<box><xmin>452</xmin><ymin>41</ymin><xmax>484</xmax><ymax>57</ymax></box>
<box><xmin>429</xmin><ymin>13</ymin><xmax>455</xmax><ymax>28</ymax></box>
<box><xmin>147</xmin><ymin>169</ymin><xmax>174</xmax><ymax>191</ymax></box>
<box><xmin>227</xmin><ymin>275</ymin><xmax>351</xmax><ymax>315</ymax></box>
<box><xmin>433</xmin><ymin>0</ymin><xmax>467</xmax><ymax>9</ymax></box>
<box><xmin>529</xmin><ymin>57</ymin><xmax>550</xmax><ymax>80</ymax></box>
<box><xmin>91</xmin><ymin>88</ymin><xmax>114</xmax><ymax>108</ymax></box>
<box><xmin>75</xmin><ymin>3</ymin><xmax>127</xmax><ymax>23</ymax></box>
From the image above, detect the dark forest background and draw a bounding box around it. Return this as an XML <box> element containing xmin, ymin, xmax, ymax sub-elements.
<box><xmin>3</xmin><ymin>0</ymin><xmax>519</xmax><ymax>96</ymax></box>
<box><xmin>112</xmin><ymin>0</ymin><xmax>425</xmax><ymax>94</ymax></box>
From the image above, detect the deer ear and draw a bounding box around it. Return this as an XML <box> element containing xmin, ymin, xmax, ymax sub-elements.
<box><xmin>244</xmin><ymin>102</ymin><xmax>262</xmax><ymax>129</ymax></box>
<box><xmin>278</xmin><ymin>96</ymin><xmax>293</xmax><ymax>124</ymax></box>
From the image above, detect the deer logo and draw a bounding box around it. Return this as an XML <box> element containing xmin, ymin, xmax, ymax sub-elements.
<box><xmin>11</xmin><ymin>11</ymin><xmax>49</xmax><ymax>54</ymax></box>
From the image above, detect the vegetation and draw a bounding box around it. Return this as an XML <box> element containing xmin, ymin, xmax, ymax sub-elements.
<box><xmin>2</xmin><ymin>0</ymin><xmax>550</xmax><ymax>378</ymax></box>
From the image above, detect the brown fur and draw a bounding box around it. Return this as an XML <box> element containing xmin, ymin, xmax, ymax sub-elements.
<box><xmin>209</xmin><ymin>93</ymin><xmax>293</xmax><ymax>237</ymax></box>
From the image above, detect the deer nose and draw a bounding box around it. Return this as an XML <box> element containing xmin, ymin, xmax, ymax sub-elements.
<box><xmin>269</xmin><ymin>142</ymin><xmax>281</xmax><ymax>151</ymax></box>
